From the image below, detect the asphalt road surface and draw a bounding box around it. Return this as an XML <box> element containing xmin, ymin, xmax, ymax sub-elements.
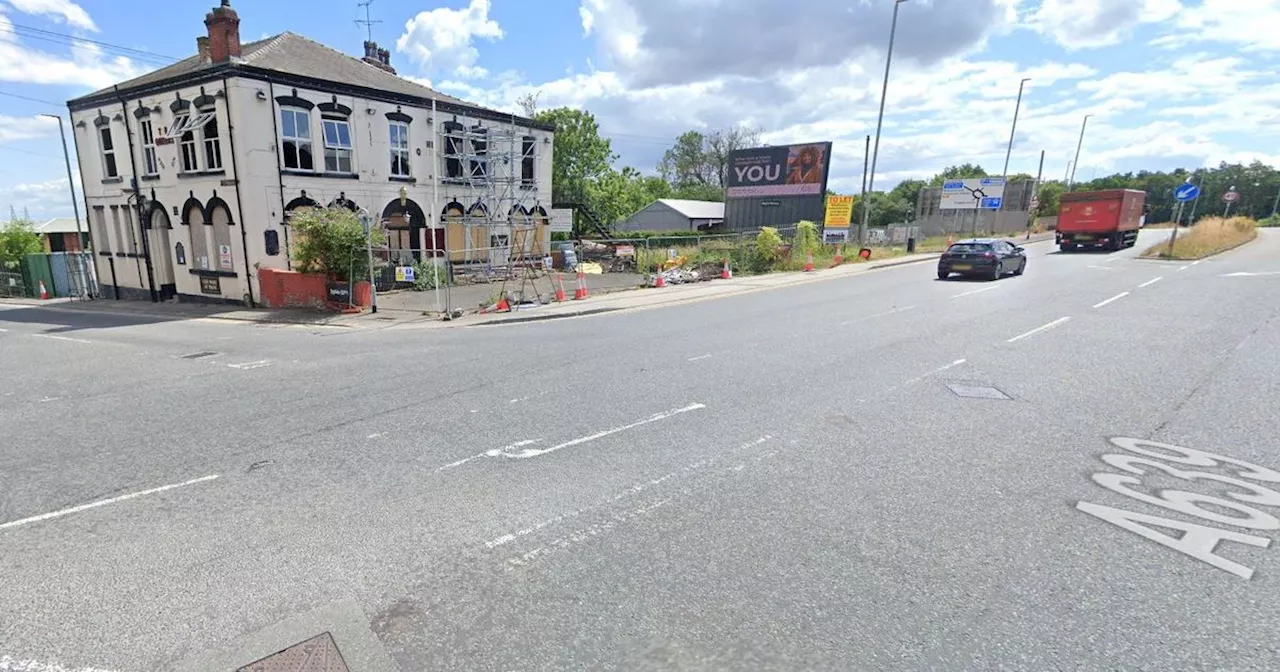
<box><xmin>3</xmin><ymin>229</ymin><xmax>1279</xmax><ymax>671</ymax></box>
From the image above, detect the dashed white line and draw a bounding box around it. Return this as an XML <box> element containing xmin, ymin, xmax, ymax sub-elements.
<box><xmin>687</xmin><ymin>354</ymin><xmax>713</xmax><ymax>362</ymax></box>
<box><xmin>951</xmin><ymin>285</ymin><xmax>1002</xmax><ymax>299</ymax></box>
<box><xmin>227</xmin><ymin>360</ymin><xmax>271</xmax><ymax>370</ymax></box>
<box><xmin>839</xmin><ymin>305</ymin><xmax>915</xmax><ymax>326</ymax></box>
<box><xmin>1138</xmin><ymin>276</ymin><xmax>1163</xmax><ymax>288</ymax></box>
<box><xmin>0</xmin><ymin>474</ymin><xmax>220</xmax><ymax>532</ymax></box>
<box><xmin>905</xmin><ymin>359</ymin><xmax>967</xmax><ymax>385</ymax></box>
<box><xmin>1007</xmin><ymin>317</ymin><xmax>1072</xmax><ymax>343</ymax></box>
<box><xmin>0</xmin><ymin>327</ymin><xmax>8</xmax><ymax>332</ymax></box>
<box><xmin>1177</xmin><ymin>265</ymin><xmax>1189</xmax><ymax>272</ymax></box>
<box><xmin>497</xmin><ymin>403</ymin><xmax>707</xmax><ymax>459</ymax></box>
<box><xmin>33</xmin><ymin>334</ymin><xmax>91</xmax><ymax>344</ymax></box>
<box><xmin>1093</xmin><ymin>292</ymin><xmax>1130</xmax><ymax>308</ymax></box>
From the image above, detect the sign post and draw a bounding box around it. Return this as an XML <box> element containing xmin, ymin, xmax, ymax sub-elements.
<box><xmin>1222</xmin><ymin>186</ymin><xmax>1240</xmax><ymax>218</ymax></box>
<box><xmin>1167</xmin><ymin>182</ymin><xmax>1201</xmax><ymax>257</ymax></box>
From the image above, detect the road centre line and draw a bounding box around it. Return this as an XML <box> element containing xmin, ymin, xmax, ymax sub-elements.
<box><xmin>32</xmin><ymin>334</ymin><xmax>91</xmax><ymax>344</ymax></box>
<box><xmin>687</xmin><ymin>354</ymin><xmax>713</xmax><ymax>362</ymax></box>
<box><xmin>0</xmin><ymin>474</ymin><xmax>220</xmax><ymax>532</ymax></box>
<box><xmin>905</xmin><ymin>359</ymin><xmax>967</xmax><ymax>385</ymax></box>
<box><xmin>1007</xmin><ymin>317</ymin><xmax>1071</xmax><ymax>344</ymax></box>
<box><xmin>839</xmin><ymin>305</ymin><xmax>915</xmax><ymax>326</ymax></box>
<box><xmin>1093</xmin><ymin>292</ymin><xmax>1130</xmax><ymax>308</ymax></box>
<box><xmin>1138</xmin><ymin>276</ymin><xmax>1163</xmax><ymax>288</ymax></box>
<box><xmin>951</xmin><ymin>285</ymin><xmax>1002</xmax><ymax>299</ymax></box>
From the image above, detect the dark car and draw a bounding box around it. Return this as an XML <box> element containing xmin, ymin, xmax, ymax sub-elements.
<box><xmin>937</xmin><ymin>238</ymin><xmax>1027</xmax><ymax>281</ymax></box>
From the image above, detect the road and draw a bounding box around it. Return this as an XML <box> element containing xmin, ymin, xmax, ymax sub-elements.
<box><xmin>2</xmin><ymin>228</ymin><xmax>1279</xmax><ymax>671</ymax></box>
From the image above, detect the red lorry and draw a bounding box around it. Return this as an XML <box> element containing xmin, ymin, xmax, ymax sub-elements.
<box><xmin>1055</xmin><ymin>189</ymin><xmax>1146</xmax><ymax>252</ymax></box>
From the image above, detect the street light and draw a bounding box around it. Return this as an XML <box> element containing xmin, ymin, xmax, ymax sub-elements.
<box><xmin>1000</xmin><ymin>78</ymin><xmax>1031</xmax><ymax>180</ymax></box>
<box><xmin>1067</xmin><ymin>113</ymin><xmax>1091</xmax><ymax>191</ymax></box>
<box><xmin>40</xmin><ymin>114</ymin><xmax>88</xmax><ymax>277</ymax></box>
<box><xmin>858</xmin><ymin>0</ymin><xmax>908</xmax><ymax>246</ymax></box>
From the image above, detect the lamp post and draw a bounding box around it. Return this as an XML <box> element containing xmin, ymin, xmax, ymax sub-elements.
<box><xmin>858</xmin><ymin>0</ymin><xmax>908</xmax><ymax>246</ymax></box>
<box><xmin>1067</xmin><ymin>114</ymin><xmax>1091</xmax><ymax>191</ymax></box>
<box><xmin>41</xmin><ymin>113</ymin><xmax>92</xmax><ymax>298</ymax></box>
<box><xmin>1000</xmin><ymin>78</ymin><xmax>1031</xmax><ymax>184</ymax></box>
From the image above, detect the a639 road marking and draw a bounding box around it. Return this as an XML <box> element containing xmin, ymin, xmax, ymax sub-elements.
<box><xmin>1076</xmin><ymin>437</ymin><xmax>1280</xmax><ymax>580</ymax></box>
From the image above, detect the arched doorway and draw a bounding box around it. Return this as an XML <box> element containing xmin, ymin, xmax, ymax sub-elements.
<box><xmin>530</xmin><ymin>205</ymin><xmax>551</xmax><ymax>259</ymax></box>
<box><xmin>381</xmin><ymin>197</ymin><xmax>427</xmax><ymax>263</ymax></box>
<box><xmin>441</xmin><ymin>201</ymin><xmax>465</xmax><ymax>263</ymax></box>
<box><xmin>148</xmin><ymin>202</ymin><xmax>176</xmax><ymax>298</ymax></box>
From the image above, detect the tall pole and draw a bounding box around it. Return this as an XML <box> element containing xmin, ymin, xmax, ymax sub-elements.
<box><xmin>858</xmin><ymin>0</ymin><xmax>908</xmax><ymax>245</ymax></box>
<box><xmin>1000</xmin><ymin>78</ymin><xmax>1030</xmax><ymax>180</ymax></box>
<box><xmin>858</xmin><ymin>134</ymin><xmax>870</xmax><ymax>241</ymax></box>
<box><xmin>1271</xmin><ymin>186</ymin><xmax>1280</xmax><ymax>218</ymax></box>
<box><xmin>1027</xmin><ymin>149</ymin><xmax>1045</xmax><ymax>238</ymax></box>
<box><xmin>1067</xmin><ymin>114</ymin><xmax>1091</xmax><ymax>191</ymax></box>
<box><xmin>1064</xmin><ymin>160</ymin><xmax>1073</xmax><ymax>183</ymax></box>
<box><xmin>42</xmin><ymin>114</ymin><xmax>85</xmax><ymax>253</ymax></box>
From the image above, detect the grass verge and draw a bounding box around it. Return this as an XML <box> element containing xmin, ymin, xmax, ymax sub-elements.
<box><xmin>1140</xmin><ymin>216</ymin><xmax>1258</xmax><ymax>260</ymax></box>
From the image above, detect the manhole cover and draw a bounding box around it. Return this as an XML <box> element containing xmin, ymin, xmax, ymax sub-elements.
<box><xmin>180</xmin><ymin>351</ymin><xmax>218</xmax><ymax>359</ymax></box>
<box><xmin>238</xmin><ymin>632</ymin><xmax>349</xmax><ymax>672</ymax></box>
<box><xmin>946</xmin><ymin>383</ymin><xmax>1012</xmax><ymax>400</ymax></box>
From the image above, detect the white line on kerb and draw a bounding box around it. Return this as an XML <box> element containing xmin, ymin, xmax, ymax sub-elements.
<box><xmin>498</xmin><ymin>403</ymin><xmax>706</xmax><ymax>460</ymax></box>
<box><xmin>1093</xmin><ymin>292</ymin><xmax>1130</xmax><ymax>308</ymax></box>
<box><xmin>951</xmin><ymin>285</ymin><xmax>1002</xmax><ymax>299</ymax></box>
<box><xmin>0</xmin><ymin>474</ymin><xmax>220</xmax><ymax>532</ymax></box>
<box><xmin>1007</xmin><ymin>317</ymin><xmax>1071</xmax><ymax>343</ymax></box>
<box><xmin>1139</xmin><ymin>276</ymin><xmax>1163</xmax><ymax>288</ymax></box>
<box><xmin>33</xmin><ymin>334</ymin><xmax>91</xmax><ymax>344</ymax></box>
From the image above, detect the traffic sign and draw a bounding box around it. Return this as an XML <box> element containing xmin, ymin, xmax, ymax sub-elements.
<box><xmin>1223</xmin><ymin>190</ymin><xmax>1241</xmax><ymax>203</ymax></box>
<box><xmin>1174</xmin><ymin>183</ymin><xmax>1200</xmax><ymax>202</ymax></box>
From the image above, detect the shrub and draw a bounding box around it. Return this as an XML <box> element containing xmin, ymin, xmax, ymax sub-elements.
<box><xmin>794</xmin><ymin>220</ymin><xmax>820</xmax><ymax>254</ymax></box>
<box><xmin>1259</xmin><ymin>214</ymin><xmax>1280</xmax><ymax>228</ymax></box>
<box><xmin>751</xmin><ymin>227</ymin><xmax>784</xmax><ymax>272</ymax></box>
<box><xmin>1141</xmin><ymin>216</ymin><xmax>1258</xmax><ymax>260</ymax></box>
<box><xmin>290</xmin><ymin>207</ymin><xmax>385</xmax><ymax>283</ymax></box>
<box><xmin>411</xmin><ymin>259</ymin><xmax>447</xmax><ymax>290</ymax></box>
<box><xmin>0</xmin><ymin>219</ymin><xmax>42</xmax><ymax>270</ymax></box>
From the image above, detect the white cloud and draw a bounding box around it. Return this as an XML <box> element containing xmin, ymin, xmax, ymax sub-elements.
<box><xmin>0</xmin><ymin>114</ymin><xmax>57</xmax><ymax>143</ymax></box>
<box><xmin>1030</xmin><ymin>0</ymin><xmax>1182</xmax><ymax>49</ymax></box>
<box><xmin>0</xmin><ymin>177</ymin><xmax>77</xmax><ymax>220</ymax></box>
<box><xmin>0</xmin><ymin>12</ymin><xmax>144</xmax><ymax>88</ymax></box>
<box><xmin>395</xmin><ymin>0</ymin><xmax>503</xmax><ymax>80</ymax></box>
<box><xmin>1164</xmin><ymin>0</ymin><xmax>1280</xmax><ymax>51</ymax></box>
<box><xmin>4</xmin><ymin>0</ymin><xmax>96</xmax><ymax>31</ymax></box>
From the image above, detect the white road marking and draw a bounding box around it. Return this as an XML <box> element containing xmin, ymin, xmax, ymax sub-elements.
<box><xmin>0</xmin><ymin>327</ymin><xmax>8</xmax><ymax>332</ymax></box>
<box><xmin>951</xmin><ymin>285</ymin><xmax>1002</xmax><ymax>299</ymax></box>
<box><xmin>687</xmin><ymin>354</ymin><xmax>712</xmax><ymax>362</ymax></box>
<box><xmin>1093</xmin><ymin>292</ymin><xmax>1130</xmax><ymax>308</ymax></box>
<box><xmin>0</xmin><ymin>655</ymin><xmax>119</xmax><ymax>672</ymax></box>
<box><xmin>33</xmin><ymin>334</ymin><xmax>91</xmax><ymax>344</ymax></box>
<box><xmin>1191</xmin><ymin>259</ymin><xmax>1204</xmax><ymax>266</ymax></box>
<box><xmin>497</xmin><ymin>403</ymin><xmax>706</xmax><ymax>459</ymax></box>
<box><xmin>0</xmin><ymin>474</ymin><xmax>220</xmax><ymax>532</ymax></box>
<box><xmin>508</xmin><ymin>396</ymin><xmax>532</xmax><ymax>404</ymax></box>
<box><xmin>1223</xmin><ymin>271</ymin><xmax>1280</xmax><ymax>277</ymax></box>
<box><xmin>367</xmin><ymin>433</ymin><xmax>383</xmax><ymax>439</ymax></box>
<box><xmin>1087</xmin><ymin>265</ymin><xmax>1118</xmax><ymax>270</ymax></box>
<box><xmin>38</xmin><ymin>397</ymin><xmax>61</xmax><ymax>403</ymax></box>
<box><xmin>905</xmin><ymin>359</ymin><xmax>967</xmax><ymax>385</ymax></box>
<box><xmin>1177</xmin><ymin>265</ymin><xmax>1189</xmax><ymax>272</ymax></box>
<box><xmin>1006</xmin><ymin>316</ymin><xmax>1071</xmax><ymax>343</ymax></box>
<box><xmin>1138</xmin><ymin>276</ymin><xmax>1163</xmax><ymax>288</ymax></box>
<box><xmin>437</xmin><ymin>439</ymin><xmax>543</xmax><ymax>472</ymax></box>
<box><xmin>227</xmin><ymin>360</ymin><xmax>270</xmax><ymax>370</ymax></box>
<box><xmin>839</xmin><ymin>305</ymin><xmax>915</xmax><ymax>326</ymax></box>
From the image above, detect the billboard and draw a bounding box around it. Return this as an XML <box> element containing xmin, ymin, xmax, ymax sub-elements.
<box><xmin>726</xmin><ymin>142</ymin><xmax>833</xmax><ymax>199</ymax></box>
<box><xmin>940</xmin><ymin>177</ymin><xmax>1006</xmax><ymax>210</ymax></box>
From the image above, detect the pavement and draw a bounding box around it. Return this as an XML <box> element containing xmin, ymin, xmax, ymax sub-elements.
<box><xmin>2</xmin><ymin>228</ymin><xmax>1280</xmax><ymax>670</ymax></box>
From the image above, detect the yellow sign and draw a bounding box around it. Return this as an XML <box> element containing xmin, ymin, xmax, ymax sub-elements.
<box><xmin>825</xmin><ymin>195</ymin><xmax>854</xmax><ymax>228</ymax></box>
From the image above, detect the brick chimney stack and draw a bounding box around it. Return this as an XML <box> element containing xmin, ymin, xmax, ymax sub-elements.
<box><xmin>196</xmin><ymin>36</ymin><xmax>211</xmax><ymax>64</ymax></box>
<box><xmin>361</xmin><ymin>40</ymin><xmax>396</xmax><ymax>75</ymax></box>
<box><xmin>204</xmin><ymin>0</ymin><xmax>241</xmax><ymax>63</ymax></box>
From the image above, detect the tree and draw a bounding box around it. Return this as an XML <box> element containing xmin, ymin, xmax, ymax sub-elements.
<box><xmin>516</xmin><ymin>91</ymin><xmax>540</xmax><ymax>118</ymax></box>
<box><xmin>929</xmin><ymin>163</ymin><xmax>989</xmax><ymax>186</ymax></box>
<box><xmin>289</xmin><ymin>207</ymin><xmax>384</xmax><ymax>283</ymax></box>
<box><xmin>888</xmin><ymin>179</ymin><xmax>927</xmax><ymax>211</ymax></box>
<box><xmin>658</xmin><ymin>126</ymin><xmax>762</xmax><ymax>195</ymax></box>
<box><xmin>533</xmin><ymin>107</ymin><xmax>616</xmax><ymax>205</ymax></box>
<box><xmin>1033</xmin><ymin>181</ymin><xmax>1065</xmax><ymax>218</ymax></box>
<box><xmin>1</xmin><ymin>217</ymin><xmax>42</xmax><ymax>270</ymax></box>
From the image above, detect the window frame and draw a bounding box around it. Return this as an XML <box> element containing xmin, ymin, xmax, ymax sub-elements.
<box><xmin>322</xmin><ymin>117</ymin><xmax>354</xmax><ymax>174</ymax></box>
<box><xmin>279</xmin><ymin>107</ymin><xmax>315</xmax><ymax>171</ymax></box>
<box><xmin>521</xmin><ymin>135</ymin><xmax>536</xmax><ymax>185</ymax></box>
<box><xmin>173</xmin><ymin>113</ymin><xmax>200</xmax><ymax>173</ymax></box>
<box><xmin>389</xmin><ymin>121</ymin><xmax>411</xmax><ymax>178</ymax></box>
<box><xmin>469</xmin><ymin>126</ymin><xmax>488</xmax><ymax>182</ymax></box>
<box><xmin>200</xmin><ymin>108</ymin><xmax>222</xmax><ymax>171</ymax></box>
<box><xmin>139</xmin><ymin>119</ymin><xmax>159</xmax><ymax>176</ymax></box>
<box><xmin>99</xmin><ymin>126</ymin><xmax>118</xmax><ymax>178</ymax></box>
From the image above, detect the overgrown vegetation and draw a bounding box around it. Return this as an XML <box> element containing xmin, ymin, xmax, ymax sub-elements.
<box><xmin>289</xmin><ymin>207</ymin><xmax>384</xmax><ymax>283</ymax></box>
<box><xmin>1141</xmin><ymin>216</ymin><xmax>1258</xmax><ymax>260</ymax></box>
<box><xmin>1259</xmin><ymin>214</ymin><xmax>1280</xmax><ymax>228</ymax></box>
<box><xmin>793</xmin><ymin>221</ymin><xmax>820</xmax><ymax>255</ymax></box>
<box><xmin>0</xmin><ymin>217</ymin><xmax>42</xmax><ymax>270</ymax></box>
<box><xmin>411</xmin><ymin>258</ymin><xmax>447</xmax><ymax>290</ymax></box>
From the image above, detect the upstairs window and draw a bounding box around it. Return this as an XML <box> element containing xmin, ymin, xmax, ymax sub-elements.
<box><xmin>521</xmin><ymin>135</ymin><xmax>536</xmax><ymax>185</ymax></box>
<box><xmin>99</xmin><ymin>127</ymin><xmax>118</xmax><ymax>178</ymax></box>
<box><xmin>280</xmin><ymin>108</ymin><xmax>313</xmax><ymax>171</ymax></box>
<box><xmin>469</xmin><ymin>126</ymin><xmax>487</xmax><ymax>181</ymax></box>
<box><xmin>139</xmin><ymin>119</ymin><xmax>158</xmax><ymax>175</ymax></box>
<box><xmin>323</xmin><ymin>118</ymin><xmax>353</xmax><ymax>173</ymax></box>
<box><xmin>389</xmin><ymin>122</ymin><xmax>410</xmax><ymax>178</ymax></box>
<box><xmin>443</xmin><ymin>121</ymin><xmax>464</xmax><ymax>179</ymax></box>
<box><xmin>174</xmin><ymin>113</ymin><xmax>199</xmax><ymax>172</ymax></box>
<box><xmin>201</xmin><ymin>109</ymin><xmax>222</xmax><ymax>171</ymax></box>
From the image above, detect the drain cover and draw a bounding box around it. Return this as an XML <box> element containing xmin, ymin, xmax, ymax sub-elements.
<box><xmin>946</xmin><ymin>383</ymin><xmax>1012</xmax><ymax>400</ymax></box>
<box><xmin>238</xmin><ymin>632</ymin><xmax>349</xmax><ymax>672</ymax></box>
<box><xmin>180</xmin><ymin>351</ymin><xmax>218</xmax><ymax>359</ymax></box>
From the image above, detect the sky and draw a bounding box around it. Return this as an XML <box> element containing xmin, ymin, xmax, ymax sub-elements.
<box><xmin>1</xmin><ymin>0</ymin><xmax>1279</xmax><ymax>220</ymax></box>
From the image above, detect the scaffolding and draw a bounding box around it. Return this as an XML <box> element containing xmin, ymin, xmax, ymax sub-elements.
<box><xmin>437</xmin><ymin>115</ymin><xmax>547</xmax><ymax>283</ymax></box>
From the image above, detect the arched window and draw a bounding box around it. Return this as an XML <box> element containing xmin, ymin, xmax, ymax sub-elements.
<box><xmin>207</xmin><ymin>195</ymin><xmax>235</xmax><ymax>272</ymax></box>
<box><xmin>182</xmin><ymin>196</ymin><xmax>211</xmax><ymax>270</ymax></box>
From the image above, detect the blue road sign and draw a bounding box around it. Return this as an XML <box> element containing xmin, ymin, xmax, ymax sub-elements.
<box><xmin>1174</xmin><ymin>183</ymin><xmax>1201</xmax><ymax>202</ymax></box>
<box><xmin>980</xmin><ymin>197</ymin><xmax>1003</xmax><ymax>209</ymax></box>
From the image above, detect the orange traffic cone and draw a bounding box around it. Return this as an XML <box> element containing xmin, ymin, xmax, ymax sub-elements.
<box><xmin>803</xmin><ymin>251</ymin><xmax>815</xmax><ymax>272</ymax></box>
<box><xmin>553</xmin><ymin>273</ymin><xmax>567</xmax><ymax>302</ymax></box>
<box><xmin>653</xmin><ymin>272</ymin><xmax>666</xmax><ymax>288</ymax></box>
<box><xmin>832</xmin><ymin>245</ymin><xmax>844</xmax><ymax>267</ymax></box>
<box><xmin>573</xmin><ymin>269</ymin><xmax>589</xmax><ymax>300</ymax></box>
<box><xmin>38</xmin><ymin>280</ymin><xmax>49</xmax><ymax>300</ymax></box>
<box><xmin>720</xmin><ymin>258</ymin><xmax>732</xmax><ymax>280</ymax></box>
<box><xmin>495</xmin><ymin>295</ymin><xmax>511</xmax><ymax>312</ymax></box>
